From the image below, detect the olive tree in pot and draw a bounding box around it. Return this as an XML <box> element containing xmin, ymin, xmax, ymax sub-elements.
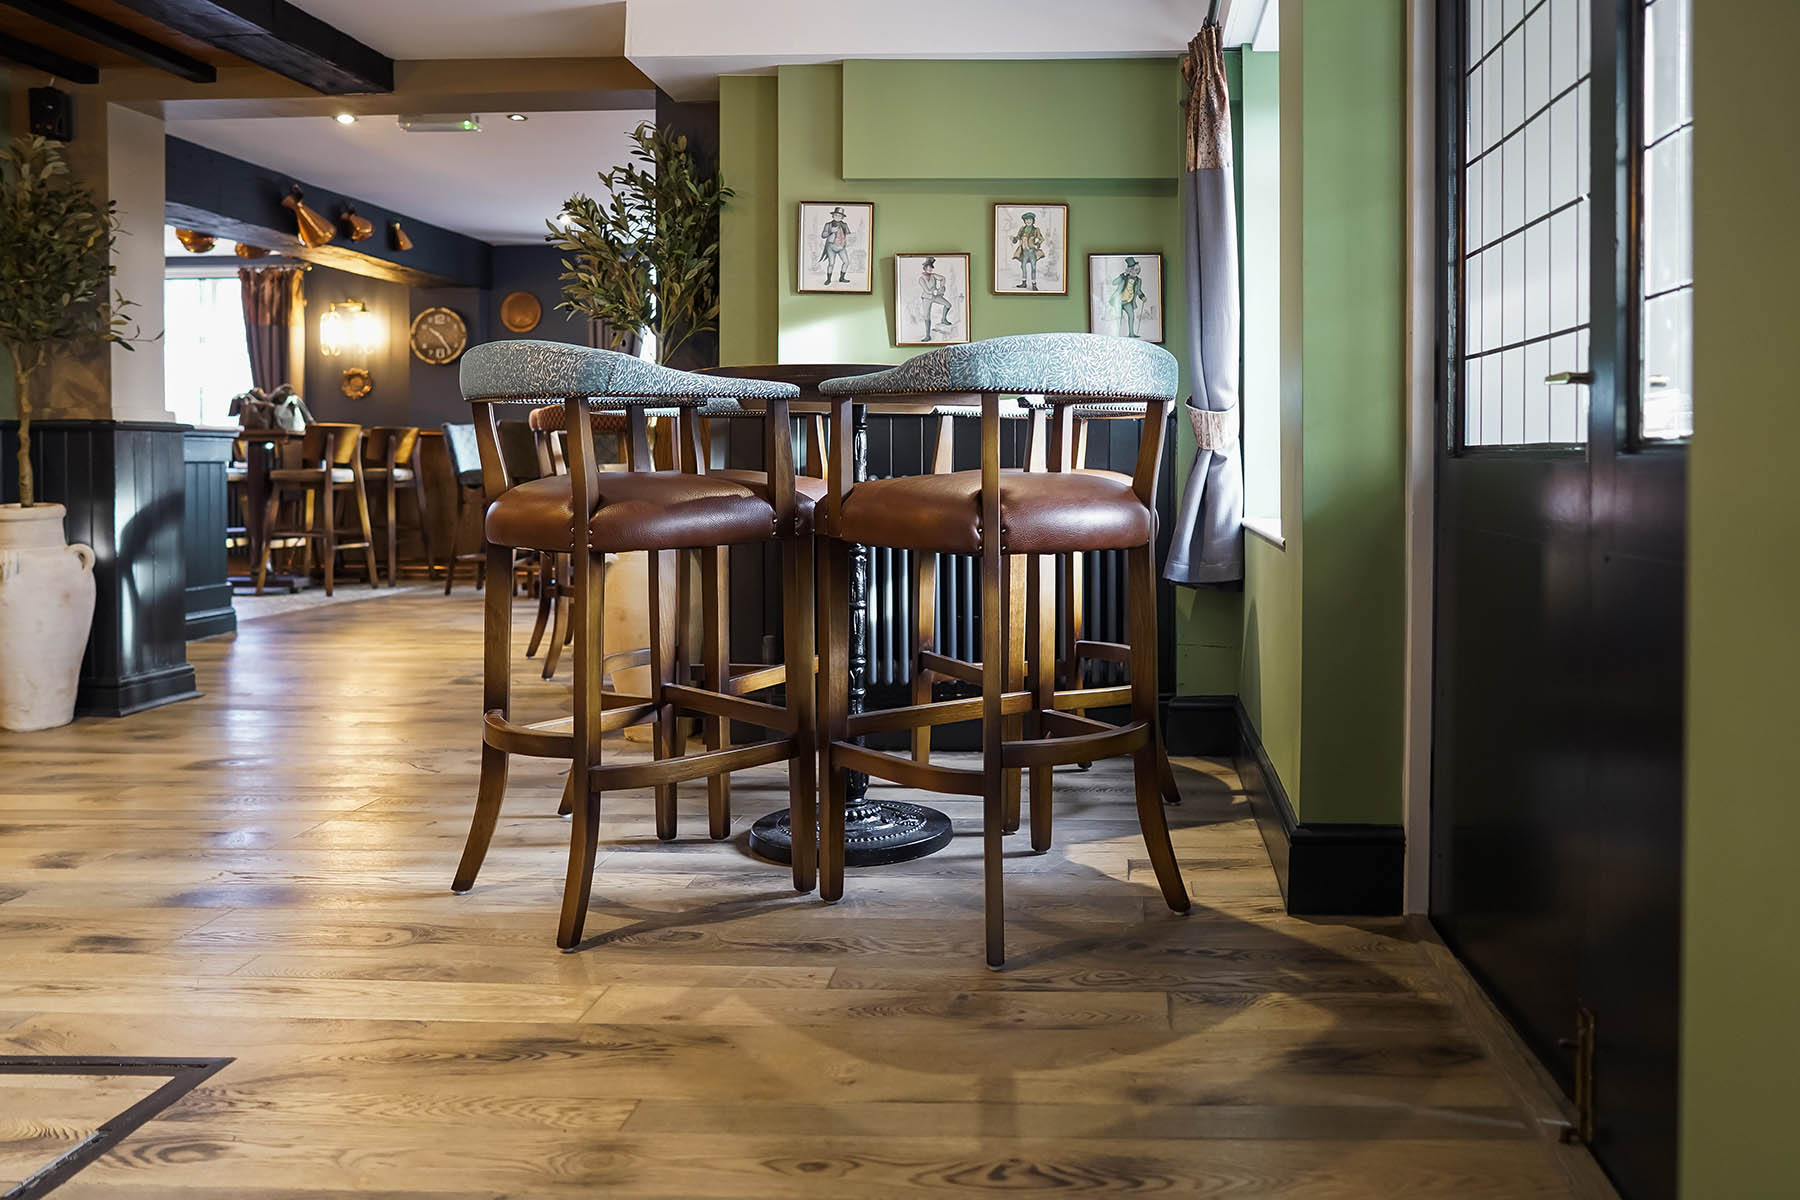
<box><xmin>0</xmin><ymin>136</ymin><xmax>137</xmax><ymax>731</ymax></box>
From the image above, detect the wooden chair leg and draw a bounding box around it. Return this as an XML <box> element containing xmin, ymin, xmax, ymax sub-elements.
<box><xmin>543</xmin><ymin>560</ymin><xmax>571</xmax><ymax>681</ymax></box>
<box><xmin>385</xmin><ymin>477</ymin><xmax>398</xmax><ymax>586</ymax></box>
<box><xmin>413</xmin><ymin>472</ymin><xmax>436</xmax><ymax>580</ymax></box>
<box><xmin>558</xmin><ymin>545</ymin><xmax>607</xmax><ymax>950</ymax></box>
<box><xmin>1027</xmin><ymin>553</ymin><xmax>1056</xmax><ymax>853</ymax></box>
<box><xmin>557</xmin><ymin>767</ymin><xmax>574</xmax><ymax>818</ymax></box>
<box><xmin>1126</xmin><ymin>543</ymin><xmax>1190</xmax><ymax>914</ymax></box>
<box><xmin>701</xmin><ymin>545</ymin><xmax>732</xmax><ymax>840</ymax></box>
<box><xmin>453</xmin><ymin>542</ymin><xmax>517</xmax><ymax>894</ymax></box>
<box><xmin>318</xmin><ymin>485</ymin><xmax>336</xmax><ymax>597</ymax></box>
<box><xmin>980</xmin><ymin>512</ymin><xmax>1007</xmax><ymax>967</ymax></box>
<box><xmin>1003</xmin><ymin>553</ymin><xmax>1026</xmax><ymax>834</ymax></box>
<box><xmin>526</xmin><ymin>551</ymin><xmax>554</xmax><ymax>659</ymax></box>
<box><xmin>910</xmin><ymin>548</ymin><xmax>936</xmax><ymax>763</ymax></box>
<box><xmin>355</xmin><ymin>476</ymin><xmax>380</xmax><ymax>589</ymax></box>
<box><xmin>254</xmin><ymin>487</ymin><xmax>280</xmax><ymax>595</ymax></box>
<box><xmin>444</xmin><ymin>488</ymin><xmax>463</xmax><ymax>595</ymax></box>
<box><xmin>818</xmin><ymin>535</ymin><xmax>853</xmax><ymax>903</ymax></box>
<box><xmin>648</xmin><ymin>547</ymin><xmax>681</xmax><ymax>842</ymax></box>
<box><xmin>785</xmin><ymin>532</ymin><xmax>818</xmax><ymax>893</ymax></box>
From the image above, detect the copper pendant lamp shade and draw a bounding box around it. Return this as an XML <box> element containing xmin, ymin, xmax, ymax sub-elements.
<box><xmin>284</xmin><ymin>184</ymin><xmax>335</xmax><ymax>249</ymax></box>
<box><xmin>389</xmin><ymin>221</ymin><xmax>413</xmax><ymax>252</ymax></box>
<box><xmin>235</xmin><ymin>243</ymin><xmax>270</xmax><ymax>259</ymax></box>
<box><xmin>173</xmin><ymin>228</ymin><xmax>216</xmax><ymax>253</ymax></box>
<box><xmin>341</xmin><ymin>206</ymin><xmax>374</xmax><ymax>242</ymax></box>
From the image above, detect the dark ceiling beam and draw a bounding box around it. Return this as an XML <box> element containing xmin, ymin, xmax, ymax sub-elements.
<box><xmin>0</xmin><ymin>29</ymin><xmax>98</xmax><ymax>82</ymax></box>
<box><xmin>110</xmin><ymin>0</ymin><xmax>392</xmax><ymax>94</ymax></box>
<box><xmin>0</xmin><ymin>0</ymin><xmax>215</xmax><ymax>82</ymax></box>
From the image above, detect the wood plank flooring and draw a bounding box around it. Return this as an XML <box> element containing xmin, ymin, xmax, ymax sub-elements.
<box><xmin>0</xmin><ymin>591</ymin><xmax>1588</xmax><ymax>1197</ymax></box>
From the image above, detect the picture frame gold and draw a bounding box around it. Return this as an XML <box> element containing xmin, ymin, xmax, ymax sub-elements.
<box><xmin>894</xmin><ymin>253</ymin><xmax>971</xmax><ymax>347</ymax></box>
<box><xmin>1086</xmin><ymin>252</ymin><xmax>1165</xmax><ymax>344</ymax></box>
<box><xmin>797</xmin><ymin>201</ymin><xmax>875</xmax><ymax>293</ymax></box>
<box><xmin>992</xmin><ymin>202</ymin><xmax>1069</xmax><ymax>296</ymax></box>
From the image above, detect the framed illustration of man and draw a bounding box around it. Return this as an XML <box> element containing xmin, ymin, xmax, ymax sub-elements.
<box><xmin>798</xmin><ymin>201</ymin><xmax>874</xmax><ymax>293</ymax></box>
<box><xmin>894</xmin><ymin>253</ymin><xmax>971</xmax><ymax>346</ymax></box>
<box><xmin>1087</xmin><ymin>252</ymin><xmax>1165</xmax><ymax>344</ymax></box>
<box><xmin>991</xmin><ymin>202</ymin><xmax>1069</xmax><ymax>295</ymax></box>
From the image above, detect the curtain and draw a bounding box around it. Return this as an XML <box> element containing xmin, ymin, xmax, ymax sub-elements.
<box><xmin>1164</xmin><ymin>25</ymin><xmax>1245</xmax><ymax>585</ymax></box>
<box><xmin>239</xmin><ymin>267</ymin><xmax>304</xmax><ymax>393</ymax></box>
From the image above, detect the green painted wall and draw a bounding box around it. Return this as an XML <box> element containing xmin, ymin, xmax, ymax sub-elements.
<box><xmin>1681</xmin><ymin>1</ymin><xmax>1800</xmax><ymax>1192</ymax></box>
<box><xmin>718</xmin><ymin>59</ymin><xmax>1241</xmax><ymax>696</ymax></box>
<box><xmin>1238</xmin><ymin>1</ymin><xmax>1407</xmax><ymax>825</ymax></box>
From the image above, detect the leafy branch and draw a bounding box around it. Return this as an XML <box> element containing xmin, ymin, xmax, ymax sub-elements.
<box><xmin>547</xmin><ymin>122</ymin><xmax>731</xmax><ymax>365</ymax></box>
<box><xmin>0</xmin><ymin>136</ymin><xmax>138</xmax><ymax>507</ymax></box>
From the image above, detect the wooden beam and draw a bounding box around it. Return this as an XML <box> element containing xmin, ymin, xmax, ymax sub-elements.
<box><xmin>0</xmin><ymin>29</ymin><xmax>97</xmax><ymax>82</ymax></box>
<box><xmin>0</xmin><ymin>0</ymin><xmax>214</xmax><ymax>82</ymax></box>
<box><xmin>110</xmin><ymin>0</ymin><xmax>393</xmax><ymax>94</ymax></box>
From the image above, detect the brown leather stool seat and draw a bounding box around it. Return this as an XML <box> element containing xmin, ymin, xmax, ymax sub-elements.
<box><xmin>712</xmin><ymin>469</ymin><xmax>829</xmax><ymax>530</ymax></box>
<box><xmin>527</xmin><ymin>405</ymin><xmax>629</xmax><ymax>435</ymax></box>
<box><xmin>837</xmin><ymin>468</ymin><xmax>1152</xmax><ymax>554</ymax></box>
<box><xmin>486</xmin><ymin>471</ymin><xmax>781</xmax><ymax>553</ymax></box>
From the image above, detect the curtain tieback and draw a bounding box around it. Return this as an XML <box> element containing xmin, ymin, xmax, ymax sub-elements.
<box><xmin>1186</xmin><ymin>401</ymin><xmax>1239</xmax><ymax>451</ymax></box>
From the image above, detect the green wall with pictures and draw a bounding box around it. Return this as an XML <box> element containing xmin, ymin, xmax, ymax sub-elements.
<box><xmin>718</xmin><ymin>59</ymin><xmax>1241</xmax><ymax>697</ymax></box>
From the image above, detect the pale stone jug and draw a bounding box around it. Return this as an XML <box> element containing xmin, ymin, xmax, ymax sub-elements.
<box><xmin>0</xmin><ymin>504</ymin><xmax>96</xmax><ymax>732</ymax></box>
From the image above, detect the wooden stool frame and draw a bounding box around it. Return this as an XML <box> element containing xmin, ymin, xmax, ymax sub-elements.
<box><xmin>451</xmin><ymin>388</ymin><xmax>818</xmax><ymax>951</ymax></box>
<box><xmin>819</xmin><ymin>390</ymin><xmax>1191</xmax><ymax>967</ymax></box>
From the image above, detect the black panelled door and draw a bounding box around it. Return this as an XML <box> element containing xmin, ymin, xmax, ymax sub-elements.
<box><xmin>1430</xmin><ymin>2</ymin><xmax>1688</xmax><ymax>1198</ymax></box>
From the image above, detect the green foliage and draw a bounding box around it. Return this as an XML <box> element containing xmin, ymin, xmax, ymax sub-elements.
<box><xmin>547</xmin><ymin>122</ymin><xmax>732</xmax><ymax>365</ymax></box>
<box><xmin>0</xmin><ymin>136</ymin><xmax>137</xmax><ymax>506</ymax></box>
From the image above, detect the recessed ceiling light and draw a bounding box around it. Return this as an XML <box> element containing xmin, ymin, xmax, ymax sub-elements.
<box><xmin>506</xmin><ymin>113</ymin><xmax>528</xmax><ymax>122</ymax></box>
<box><xmin>334</xmin><ymin>112</ymin><xmax>356</xmax><ymax>125</ymax></box>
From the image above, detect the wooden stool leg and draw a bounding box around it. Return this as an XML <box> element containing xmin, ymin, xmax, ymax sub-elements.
<box><xmin>818</xmin><ymin>535</ymin><xmax>853</xmax><ymax>902</ymax></box>
<box><xmin>413</xmin><ymin>472</ymin><xmax>435</xmax><ymax>580</ymax></box>
<box><xmin>318</xmin><ymin>485</ymin><xmax>336</xmax><ymax>596</ymax></box>
<box><xmin>558</xmin><ymin>544</ymin><xmax>607</xmax><ymax>950</ymax></box>
<box><xmin>557</xmin><ymin>767</ymin><xmax>574</xmax><ymax>818</ymax></box>
<box><xmin>543</xmin><ymin>556</ymin><xmax>571</xmax><ymax>680</ymax></box>
<box><xmin>526</xmin><ymin>551</ymin><xmax>554</xmax><ymax>658</ymax></box>
<box><xmin>1003</xmin><ymin>554</ymin><xmax>1026</xmax><ymax>834</ymax></box>
<box><xmin>701</xmin><ymin>545</ymin><xmax>732</xmax><ymax>840</ymax></box>
<box><xmin>1027</xmin><ymin>553</ymin><xmax>1056</xmax><ymax>853</ymax></box>
<box><xmin>1126</xmin><ymin>544</ymin><xmax>1190</xmax><ymax>914</ymax></box>
<box><xmin>255</xmin><ymin>486</ymin><xmax>280</xmax><ymax>595</ymax></box>
<box><xmin>648</xmin><ymin>547</ymin><xmax>681</xmax><ymax>841</ymax></box>
<box><xmin>355</xmin><ymin>478</ymin><xmax>380</xmax><ymax>588</ymax></box>
<box><xmin>452</xmin><ymin>542</ymin><xmax>517</xmax><ymax>893</ymax></box>
<box><xmin>784</xmin><ymin>532</ymin><xmax>818</xmax><ymax>893</ymax></box>
<box><xmin>910</xmin><ymin>548</ymin><xmax>936</xmax><ymax>763</ymax></box>
<box><xmin>980</xmin><ymin>513</ymin><xmax>1007</xmax><ymax>968</ymax></box>
<box><xmin>385</xmin><ymin>476</ymin><xmax>398</xmax><ymax>586</ymax></box>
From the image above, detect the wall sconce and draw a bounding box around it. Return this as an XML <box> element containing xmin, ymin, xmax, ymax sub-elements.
<box><xmin>319</xmin><ymin>299</ymin><xmax>381</xmax><ymax>397</ymax></box>
<box><xmin>285</xmin><ymin>184</ymin><xmax>335</xmax><ymax>248</ymax></box>
<box><xmin>174</xmin><ymin>228</ymin><xmax>216</xmax><ymax>253</ymax></box>
<box><xmin>389</xmin><ymin>221</ymin><xmax>413</xmax><ymax>252</ymax></box>
<box><xmin>340</xmin><ymin>206</ymin><xmax>374</xmax><ymax>242</ymax></box>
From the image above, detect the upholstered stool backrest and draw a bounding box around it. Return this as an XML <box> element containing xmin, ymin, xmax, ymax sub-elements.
<box><xmin>440</xmin><ymin>422</ymin><xmax>483</xmax><ymax>486</ymax></box>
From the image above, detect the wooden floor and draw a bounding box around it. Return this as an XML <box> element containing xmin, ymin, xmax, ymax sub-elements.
<box><xmin>0</xmin><ymin>590</ymin><xmax>1587</xmax><ymax>1197</ymax></box>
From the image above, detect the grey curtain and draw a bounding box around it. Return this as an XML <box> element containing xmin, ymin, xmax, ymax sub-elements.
<box><xmin>239</xmin><ymin>266</ymin><xmax>303</xmax><ymax>393</ymax></box>
<box><xmin>1164</xmin><ymin>25</ymin><xmax>1244</xmax><ymax>585</ymax></box>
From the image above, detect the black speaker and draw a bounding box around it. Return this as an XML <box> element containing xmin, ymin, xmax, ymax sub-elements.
<box><xmin>29</xmin><ymin>87</ymin><xmax>74</xmax><ymax>143</ymax></box>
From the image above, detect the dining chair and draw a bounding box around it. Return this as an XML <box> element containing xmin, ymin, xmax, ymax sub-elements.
<box><xmin>815</xmin><ymin>333</ymin><xmax>1191</xmax><ymax>967</ymax></box>
<box><xmin>257</xmin><ymin>421</ymin><xmax>380</xmax><ymax>596</ymax></box>
<box><xmin>450</xmin><ymin>340</ymin><xmax>818</xmax><ymax>950</ymax></box>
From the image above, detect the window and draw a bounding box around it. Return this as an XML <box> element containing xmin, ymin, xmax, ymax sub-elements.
<box><xmin>1459</xmin><ymin>0</ymin><xmax>1592</xmax><ymax>448</ymax></box>
<box><xmin>1638</xmin><ymin>0</ymin><xmax>1692</xmax><ymax>441</ymax></box>
<box><xmin>164</xmin><ymin>275</ymin><xmax>253</xmax><ymax>427</ymax></box>
<box><xmin>1241</xmin><ymin>45</ymin><xmax>1282</xmax><ymax>528</ymax></box>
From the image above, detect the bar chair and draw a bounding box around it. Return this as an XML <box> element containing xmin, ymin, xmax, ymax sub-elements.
<box><xmin>449</xmin><ymin>340</ymin><xmax>818</xmax><ymax>950</ymax></box>
<box><xmin>361</xmin><ymin>425</ymin><xmax>429</xmax><ymax>587</ymax></box>
<box><xmin>523</xmin><ymin>405</ymin><xmax>629</xmax><ymax>678</ymax></box>
<box><xmin>816</xmin><ymin>334</ymin><xmax>1192</xmax><ymax>967</ymax></box>
<box><xmin>257</xmin><ymin>421</ymin><xmax>380</xmax><ymax>596</ymax></box>
<box><xmin>440</xmin><ymin>422</ymin><xmax>488</xmax><ymax>593</ymax></box>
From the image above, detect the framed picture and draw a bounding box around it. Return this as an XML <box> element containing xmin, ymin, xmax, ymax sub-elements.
<box><xmin>1087</xmin><ymin>253</ymin><xmax>1165</xmax><ymax>344</ymax></box>
<box><xmin>992</xmin><ymin>202</ymin><xmax>1069</xmax><ymax>295</ymax></box>
<box><xmin>894</xmin><ymin>253</ymin><xmax>971</xmax><ymax>346</ymax></box>
<box><xmin>797</xmin><ymin>201</ymin><xmax>874</xmax><ymax>293</ymax></box>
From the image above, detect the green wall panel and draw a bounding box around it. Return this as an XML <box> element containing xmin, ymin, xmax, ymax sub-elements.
<box><xmin>720</xmin><ymin>74</ymin><xmax>780</xmax><ymax>365</ymax></box>
<box><xmin>842</xmin><ymin>60</ymin><xmax>1180</xmax><ymax>182</ymax></box>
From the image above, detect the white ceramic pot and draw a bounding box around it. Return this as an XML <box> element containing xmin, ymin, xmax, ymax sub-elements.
<box><xmin>0</xmin><ymin>503</ymin><xmax>96</xmax><ymax>732</ymax></box>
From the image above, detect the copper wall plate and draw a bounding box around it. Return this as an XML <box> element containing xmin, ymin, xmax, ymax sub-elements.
<box><xmin>340</xmin><ymin>367</ymin><xmax>373</xmax><ymax>399</ymax></box>
<box><xmin>500</xmin><ymin>291</ymin><xmax>542</xmax><ymax>333</ymax></box>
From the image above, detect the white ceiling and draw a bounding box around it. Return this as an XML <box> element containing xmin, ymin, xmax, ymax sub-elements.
<box><xmin>284</xmin><ymin>0</ymin><xmax>628</xmax><ymax>59</ymax></box>
<box><xmin>166</xmin><ymin>109</ymin><xmax>653</xmax><ymax>245</ymax></box>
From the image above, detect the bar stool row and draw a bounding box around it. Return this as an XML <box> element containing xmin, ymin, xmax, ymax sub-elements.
<box><xmin>450</xmin><ymin>334</ymin><xmax>1191</xmax><ymax>966</ymax></box>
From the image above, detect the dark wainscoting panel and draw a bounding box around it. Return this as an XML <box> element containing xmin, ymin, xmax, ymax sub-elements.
<box><xmin>1228</xmin><ymin>699</ymin><xmax>1403</xmax><ymax>916</ymax></box>
<box><xmin>2</xmin><ymin>420</ymin><xmax>199</xmax><ymax>716</ymax></box>
<box><xmin>181</xmin><ymin>430</ymin><xmax>238</xmax><ymax>640</ymax></box>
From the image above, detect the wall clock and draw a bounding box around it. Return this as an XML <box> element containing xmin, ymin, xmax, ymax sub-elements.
<box><xmin>410</xmin><ymin>306</ymin><xmax>468</xmax><ymax>365</ymax></box>
<box><xmin>500</xmin><ymin>290</ymin><xmax>542</xmax><ymax>333</ymax></box>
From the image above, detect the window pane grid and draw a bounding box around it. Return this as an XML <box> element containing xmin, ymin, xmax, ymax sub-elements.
<box><xmin>1639</xmin><ymin>0</ymin><xmax>1692</xmax><ymax>441</ymax></box>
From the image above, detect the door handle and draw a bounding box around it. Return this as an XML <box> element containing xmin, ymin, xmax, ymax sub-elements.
<box><xmin>1545</xmin><ymin>371</ymin><xmax>1594</xmax><ymax>385</ymax></box>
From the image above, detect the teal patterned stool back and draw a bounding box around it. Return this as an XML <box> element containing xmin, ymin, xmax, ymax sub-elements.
<box><xmin>818</xmin><ymin>333</ymin><xmax>1178</xmax><ymax>401</ymax></box>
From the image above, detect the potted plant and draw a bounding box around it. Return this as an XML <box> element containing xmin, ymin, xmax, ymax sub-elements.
<box><xmin>547</xmin><ymin>121</ymin><xmax>732</xmax><ymax>365</ymax></box>
<box><xmin>0</xmin><ymin>135</ymin><xmax>137</xmax><ymax>731</ymax></box>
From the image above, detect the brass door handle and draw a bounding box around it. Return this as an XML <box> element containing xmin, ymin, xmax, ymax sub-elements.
<box><xmin>1545</xmin><ymin>371</ymin><xmax>1594</xmax><ymax>385</ymax></box>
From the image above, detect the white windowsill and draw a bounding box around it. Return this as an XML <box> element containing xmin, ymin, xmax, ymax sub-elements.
<box><xmin>1244</xmin><ymin>516</ymin><xmax>1286</xmax><ymax>550</ymax></box>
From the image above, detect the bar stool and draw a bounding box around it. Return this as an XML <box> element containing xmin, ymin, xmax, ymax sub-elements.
<box><xmin>361</xmin><ymin>425</ymin><xmax>429</xmax><ymax>586</ymax></box>
<box><xmin>257</xmin><ymin>421</ymin><xmax>380</xmax><ymax>596</ymax></box>
<box><xmin>523</xmin><ymin>405</ymin><xmax>630</xmax><ymax>677</ymax></box>
<box><xmin>440</xmin><ymin>422</ymin><xmax>488</xmax><ymax>593</ymax></box>
<box><xmin>816</xmin><ymin>334</ymin><xmax>1191</xmax><ymax>967</ymax></box>
<box><xmin>450</xmin><ymin>340</ymin><xmax>817</xmax><ymax>950</ymax></box>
